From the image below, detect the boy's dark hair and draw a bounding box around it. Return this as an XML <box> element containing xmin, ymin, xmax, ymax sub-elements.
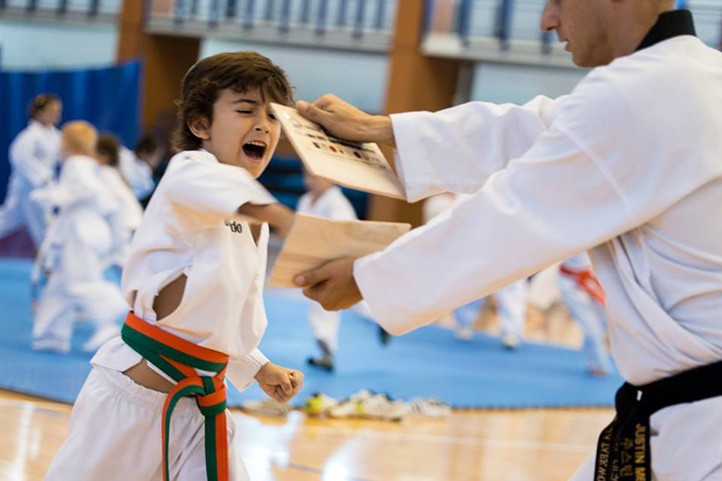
<box><xmin>134</xmin><ymin>133</ymin><xmax>161</xmax><ymax>157</ymax></box>
<box><xmin>96</xmin><ymin>134</ymin><xmax>120</xmax><ymax>168</ymax></box>
<box><xmin>172</xmin><ymin>51</ymin><xmax>294</xmax><ymax>151</ymax></box>
<box><xmin>28</xmin><ymin>93</ymin><xmax>61</xmax><ymax>120</ymax></box>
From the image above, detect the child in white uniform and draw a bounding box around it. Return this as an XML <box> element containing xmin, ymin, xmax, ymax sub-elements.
<box><xmin>45</xmin><ymin>51</ymin><xmax>302</xmax><ymax>481</ymax></box>
<box><xmin>0</xmin><ymin>94</ymin><xmax>62</xmax><ymax>247</ymax></box>
<box><xmin>297</xmin><ymin>171</ymin><xmax>357</xmax><ymax>371</ymax></box>
<box><xmin>95</xmin><ymin>134</ymin><xmax>144</xmax><ymax>266</ymax></box>
<box><xmin>558</xmin><ymin>253</ymin><xmax>611</xmax><ymax>376</ymax></box>
<box><xmin>30</xmin><ymin>121</ymin><xmax>127</xmax><ymax>354</ymax></box>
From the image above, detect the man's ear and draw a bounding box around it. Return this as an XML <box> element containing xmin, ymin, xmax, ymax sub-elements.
<box><xmin>188</xmin><ymin>116</ymin><xmax>211</xmax><ymax>141</ymax></box>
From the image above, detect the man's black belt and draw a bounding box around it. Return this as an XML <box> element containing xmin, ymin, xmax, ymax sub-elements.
<box><xmin>594</xmin><ymin>360</ymin><xmax>722</xmax><ymax>481</ymax></box>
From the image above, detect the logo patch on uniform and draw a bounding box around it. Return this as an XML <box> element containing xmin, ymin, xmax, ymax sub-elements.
<box><xmin>225</xmin><ymin>220</ymin><xmax>243</xmax><ymax>234</ymax></box>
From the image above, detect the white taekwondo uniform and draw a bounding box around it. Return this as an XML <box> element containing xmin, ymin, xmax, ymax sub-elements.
<box><xmin>97</xmin><ymin>164</ymin><xmax>144</xmax><ymax>266</ymax></box>
<box><xmin>30</xmin><ymin>155</ymin><xmax>127</xmax><ymax>353</ymax></box>
<box><xmin>297</xmin><ymin>185</ymin><xmax>357</xmax><ymax>353</ymax></box>
<box><xmin>0</xmin><ymin>120</ymin><xmax>60</xmax><ymax>246</ymax></box>
<box><xmin>45</xmin><ymin>149</ymin><xmax>278</xmax><ymax>481</ymax></box>
<box><xmin>353</xmin><ymin>13</ymin><xmax>722</xmax><ymax>481</ymax></box>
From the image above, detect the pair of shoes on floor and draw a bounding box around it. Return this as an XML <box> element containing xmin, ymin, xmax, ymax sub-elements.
<box><xmin>358</xmin><ymin>393</ymin><xmax>410</xmax><ymax>422</ymax></box>
<box><xmin>306</xmin><ymin>353</ymin><xmax>334</xmax><ymax>372</ymax></box>
<box><xmin>409</xmin><ymin>398</ymin><xmax>452</xmax><ymax>418</ymax></box>
<box><xmin>327</xmin><ymin>390</ymin><xmax>409</xmax><ymax>422</ymax></box>
<box><xmin>327</xmin><ymin>389</ymin><xmax>372</xmax><ymax>419</ymax></box>
<box><xmin>241</xmin><ymin>398</ymin><xmax>292</xmax><ymax>417</ymax></box>
<box><xmin>304</xmin><ymin>392</ymin><xmax>339</xmax><ymax>417</ymax></box>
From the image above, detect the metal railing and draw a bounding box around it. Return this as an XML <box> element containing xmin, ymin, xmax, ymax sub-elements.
<box><xmin>0</xmin><ymin>0</ymin><xmax>121</xmax><ymax>22</ymax></box>
<box><xmin>146</xmin><ymin>0</ymin><xmax>398</xmax><ymax>52</ymax></box>
<box><xmin>423</xmin><ymin>0</ymin><xmax>722</xmax><ymax>67</ymax></box>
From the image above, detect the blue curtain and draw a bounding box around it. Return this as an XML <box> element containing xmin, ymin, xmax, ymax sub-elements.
<box><xmin>0</xmin><ymin>60</ymin><xmax>142</xmax><ymax>201</ymax></box>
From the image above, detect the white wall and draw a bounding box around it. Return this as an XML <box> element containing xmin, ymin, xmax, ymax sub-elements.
<box><xmin>471</xmin><ymin>63</ymin><xmax>586</xmax><ymax>104</ymax></box>
<box><xmin>0</xmin><ymin>21</ymin><xmax>117</xmax><ymax>70</ymax></box>
<box><xmin>200</xmin><ymin>39</ymin><xmax>389</xmax><ymax>113</ymax></box>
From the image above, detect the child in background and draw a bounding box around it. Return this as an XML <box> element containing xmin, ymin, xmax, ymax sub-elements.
<box><xmin>119</xmin><ymin>138</ymin><xmax>155</xmax><ymax>201</ymax></box>
<box><xmin>45</xmin><ymin>51</ymin><xmax>303</xmax><ymax>481</ymax></box>
<box><xmin>297</xmin><ymin>170</ymin><xmax>357</xmax><ymax>371</ymax></box>
<box><xmin>31</xmin><ymin>121</ymin><xmax>127</xmax><ymax>354</ymax></box>
<box><xmin>558</xmin><ymin>252</ymin><xmax>611</xmax><ymax>376</ymax></box>
<box><xmin>95</xmin><ymin>134</ymin><xmax>144</xmax><ymax>266</ymax></box>
<box><xmin>0</xmin><ymin>93</ymin><xmax>62</xmax><ymax>247</ymax></box>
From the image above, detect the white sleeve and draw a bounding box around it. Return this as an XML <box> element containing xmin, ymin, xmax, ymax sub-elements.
<box><xmin>392</xmin><ymin>95</ymin><xmax>566</xmax><ymax>201</ymax></box>
<box><xmin>9</xmin><ymin>131</ymin><xmax>54</xmax><ymax>186</ymax></box>
<box><xmin>225</xmin><ymin>348</ymin><xmax>269</xmax><ymax>391</ymax></box>
<box><xmin>163</xmin><ymin>159</ymin><xmax>277</xmax><ymax>226</ymax></box>
<box><xmin>31</xmin><ymin>161</ymin><xmax>98</xmax><ymax>209</ymax></box>
<box><xmin>355</xmin><ymin>70</ymin><xmax>710</xmax><ymax>334</ymax></box>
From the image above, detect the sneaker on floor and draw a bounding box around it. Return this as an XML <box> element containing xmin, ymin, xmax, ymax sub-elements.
<box><xmin>81</xmin><ymin>324</ymin><xmax>119</xmax><ymax>353</ymax></box>
<box><xmin>358</xmin><ymin>393</ymin><xmax>410</xmax><ymax>422</ymax></box>
<box><xmin>501</xmin><ymin>333</ymin><xmax>521</xmax><ymax>350</ymax></box>
<box><xmin>409</xmin><ymin>398</ymin><xmax>452</xmax><ymax>418</ymax></box>
<box><xmin>306</xmin><ymin>353</ymin><xmax>334</xmax><ymax>372</ymax></box>
<box><xmin>304</xmin><ymin>392</ymin><xmax>338</xmax><ymax>417</ymax></box>
<box><xmin>241</xmin><ymin>398</ymin><xmax>292</xmax><ymax>417</ymax></box>
<box><xmin>328</xmin><ymin>389</ymin><xmax>373</xmax><ymax>419</ymax></box>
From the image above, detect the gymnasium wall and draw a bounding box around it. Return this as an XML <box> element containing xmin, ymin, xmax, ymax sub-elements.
<box><xmin>0</xmin><ymin>22</ymin><xmax>117</xmax><ymax>70</ymax></box>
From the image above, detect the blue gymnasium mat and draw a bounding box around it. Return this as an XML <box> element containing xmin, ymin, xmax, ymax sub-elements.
<box><xmin>0</xmin><ymin>258</ymin><xmax>622</xmax><ymax>408</ymax></box>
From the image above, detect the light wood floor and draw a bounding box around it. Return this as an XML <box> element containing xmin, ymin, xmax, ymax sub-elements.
<box><xmin>0</xmin><ymin>389</ymin><xmax>612</xmax><ymax>481</ymax></box>
<box><xmin>0</xmin><ymin>300</ymin><xmax>614</xmax><ymax>480</ymax></box>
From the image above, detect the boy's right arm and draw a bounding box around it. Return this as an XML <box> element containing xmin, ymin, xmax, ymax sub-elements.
<box><xmin>238</xmin><ymin>202</ymin><xmax>295</xmax><ymax>238</ymax></box>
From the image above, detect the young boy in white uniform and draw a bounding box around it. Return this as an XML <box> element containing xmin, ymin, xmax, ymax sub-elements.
<box><xmin>45</xmin><ymin>51</ymin><xmax>303</xmax><ymax>481</ymax></box>
<box><xmin>295</xmin><ymin>4</ymin><xmax>722</xmax><ymax>480</ymax></box>
<box><xmin>0</xmin><ymin>94</ymin><xmax>62</xmax><ymax>247</ymax></box>
<box><xmin>30</xmin><ymin>121</ymin><xmax>127</xmax><ymax>354</ymax></box>
<box><xmin>297</xmin><ymin>170</ymin><xmax>357</xmax><ymax>371</ymax></box>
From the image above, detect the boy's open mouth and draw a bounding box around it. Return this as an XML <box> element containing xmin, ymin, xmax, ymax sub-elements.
<box><xmin>243</xmin><ymin>141</ymin><xmax>267</xmax><ymax>161</ymax></box>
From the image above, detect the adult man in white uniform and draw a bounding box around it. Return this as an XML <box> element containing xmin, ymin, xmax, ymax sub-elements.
<box><xmin>294</xmin><ymin>1</ymin><xmax>722</xmax><ymax>479</ymax></box>
<box><xmin>0</xmin><ymin>94</ymin><xmax>62</xmax><ymax>247</ymax></box>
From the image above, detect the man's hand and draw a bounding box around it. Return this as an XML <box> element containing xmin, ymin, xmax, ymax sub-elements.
<box><xmin>296</xmin><ymin>95</ymin><xmax>396</xmax><ymax>147</ymax></box>
<box><xmin>254</xmin><ymin>363</ymin><xmax>304</xmax><ymax>403</ymax></box>
<box><xmin>293</xmin><ymin>257</ymin><xmax>362</xmax><ymax>310</ymax></box>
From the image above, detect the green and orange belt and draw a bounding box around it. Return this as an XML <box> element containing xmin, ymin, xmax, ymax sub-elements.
<box><xmin>121</xmin><ymin>311</ymin><xmax>230</xmax><ymax>481</ymax></box>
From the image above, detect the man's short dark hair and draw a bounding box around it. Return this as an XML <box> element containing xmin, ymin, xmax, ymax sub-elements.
<box><xmin>172</xmin><ymin>51</ymin><xmax>294</xmax><ymax>151</ymax></box>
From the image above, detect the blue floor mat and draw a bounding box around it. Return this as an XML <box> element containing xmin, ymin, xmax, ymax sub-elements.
<box><xmin>0</xmin><ymin>258</ymin><xmax>622</xmax><ymax>408</ymax></box>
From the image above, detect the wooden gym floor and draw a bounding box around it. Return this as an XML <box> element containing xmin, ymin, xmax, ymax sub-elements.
<box><xmin>0</xmin><ymin>305</ymin><xmax>615</xmax><ymax>480</ymax></box>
